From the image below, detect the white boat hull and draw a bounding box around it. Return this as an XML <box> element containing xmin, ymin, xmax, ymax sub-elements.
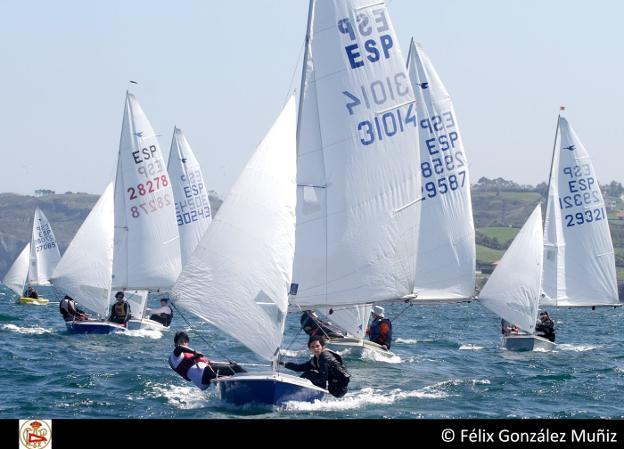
<box><xmin>216</xmin><ymin>372</ymin><xmax>326</xmax><ymax>406</ymax></box>
<box><xmin>503</xmin><ymin>334</ymin><xmax>556</xmax><ymax>352</ymax></box>
<box><xmin>126</xmin><ymin>318</ymin><xmax>169</xmax><ymax>331</ymax></box>
<box><xmin>327</xmin><ymin>337</ymin><xmax>396</xmax><ymax>360</ymax></box>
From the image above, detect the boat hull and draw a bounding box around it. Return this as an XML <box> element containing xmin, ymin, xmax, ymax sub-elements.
<box><xmin>66</xmin><ymin>320</ymin><xmax>127</xmax><ymax>334</ymax></box>
<box><xmin>503</xmin><ymin>334</ymin><xmax>556</xmax><ymax>352</ymax></box>
<box><xmin>126</xmin><ymin>318</ymin><xmax>169</xmax><ymax>331</ymax></box>
<box><xmin>18</xmin><ymin>297</ymin><xmax>49</xmax><ymax>305</ymax></box>
<box><xmin>327</xmin><ymin>337</ymin><xmax>396</xmax><ymax>360</ymax></box>
<box><xmin>216</xmin><ymin>372</ymin><xmax>326</xmax><ymax>406</ymax></box>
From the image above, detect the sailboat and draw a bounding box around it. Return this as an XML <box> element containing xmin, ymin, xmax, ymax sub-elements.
<box><xmin>290</xmin><ymin>0</ymin><xmax>421</xmax><ymax>355</ymax></box>
<box><xmin>317</xmin><ymin>305</ymin><xmax>395</xmax><ymax>359</ymax></box>
<box><xmin>166</xmin><ymin>127</ymin><xmax>212</xmax><ymax>266</ymax></box>
<box><xmin>407</xmin><ymin>40</ymin><xmax>476</xmax><ymax>303</ymax></box>
<box><xmin>113</xmin><ymin>92</ymin><xmax>182</xmax><ymax>331</ymax></box>
<box><xmin>51</xmin><ymin>184</ymin><xmax>128</xmax><ymax>334</ymax></box>
<box><xmin>172</xmin><ymin>97</ymin><xmax>326</xmax><ymax>406</ymax></box>
<box><xmin>2</xmin><ymin>207</ymin><xmax>62</xmax><ymax>305</ymax></box>
<box><xmin>542</xmin><ymin>114</ymin><xmax>619</xmax><ymax>307</ymax></box>
<box><xmin>478</xmin><ymin>205</ymin><xmax>555</xmax><ymax>351</ymax></box>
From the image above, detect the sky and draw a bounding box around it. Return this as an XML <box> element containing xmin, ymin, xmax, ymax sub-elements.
<box><xmin>0</xmin><ymin>0</ymin><xmax>623</xmax><ymax>197</ymax></box>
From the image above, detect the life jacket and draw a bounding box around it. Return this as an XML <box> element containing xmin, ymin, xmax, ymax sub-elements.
<box><xmin>114</xmin><ymin>302</ymin><xmax>128</xmax><ymax>319</ymax></box>
<box><xmin>59</xmin><ymin>299</ymin><xmax>70</xmax><ymax>319</ymax></box>
<box><xmin>325</xmin><ymin>349</ymin><xmax>350</xmax><ymax>398</ymax></box>
<box><xmin>369</xmin><ymin>318</ymin><xmax>392</xmax><ymax>348</ymax></box>
<box><xmin>169</xmin><ymin>351</ymin><xmax>209</xmax><ymax>381</ymax></box>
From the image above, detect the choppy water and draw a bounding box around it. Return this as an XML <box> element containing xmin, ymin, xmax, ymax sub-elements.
<box><xmin>1</xmin><ymin>285</ymin><xmax>623</xmax><ymax>419</ymax></box>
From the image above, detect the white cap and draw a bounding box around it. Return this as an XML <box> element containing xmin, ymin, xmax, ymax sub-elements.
<box><xmin>372</xmin><ymin>305</ymin><xmax>384</xmax><ymax>317</ymax></box>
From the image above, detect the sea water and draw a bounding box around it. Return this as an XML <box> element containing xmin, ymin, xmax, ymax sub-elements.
<box><xmin>1</xmin><ymin>285</ymin><xmax>623</xmax><ymax>419</ymax></box>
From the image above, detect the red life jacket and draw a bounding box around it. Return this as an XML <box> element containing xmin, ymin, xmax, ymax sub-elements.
<box><xmin>170</xmin><ymin>352</ymin><xmax>208</xmax><ymax>381</ymax></box>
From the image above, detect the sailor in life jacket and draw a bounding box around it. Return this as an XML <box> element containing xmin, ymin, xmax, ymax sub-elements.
<box><xmin>168</xmin><ymin>331</ymin><xmax>245</xmax><ymax>390</ymax></box>
<box><xmin>109</xmin><ymin>291</ymin><xmax>131</xmax><ymax>325</ymax></box>
<box><xmin>59</xmin><ymin>295</ymin><xmax>89</xmax><ymax>322</ymax></box>
<box><xmin>281</xmin><ymin>335</ymin><xmax>351</xmax><ymax>398</ymax></box>
<box><xmin>148</xmin><ymin>297</ymin><xmax>174</xmax><ymax>327</ymax></box>
<box><xmin>367</xmin><ymin>305</ymin><xmax>393</xmax><ymax>349</ymax></box>
<box><xmin>300</xmin><ymin>310</ymin><xmax>345</xmax><ymax>339</ymax></box>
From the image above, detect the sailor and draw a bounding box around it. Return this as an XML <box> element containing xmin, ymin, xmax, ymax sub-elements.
<box><xmin>280</xmin><ymin>335</ymin><xmax>350</xmax><ymax>398</ymax></box>
<box><xmin>367</xmin><ymin>305</ymin><xmax>393</xmax><ymax>349</ymax></box>
<box><xmin>25</xmin><ymin>286</ymin><xmax>39</xmax><ymax>299</ymax></box>
<box><xmin>59</xmin><ymin>295</ymin><xmax>88</xmax><ymax>322</ymax></box>
<box><xmin>109</xmin><ymin>291</ymin><xmax>131</xmax><ymax>325</ymax></box>
<box><xmin>300</xmin><ymin>310</ymin><xmax>344</xmax><ymax>339</ymax></box>
<box><xmin>535</xmin><ymin>311</ymin><xmax>555</xmax><ymax>342</ymax></box>
<box><xmin>148</xmin><ymin>297</ymin><xmax>174</xmax><ymax>327</ymax></box>
<box><xmin>168</xmin><ymin>331</ymin><xmax>245</xmax><ymax>390</ymax></box>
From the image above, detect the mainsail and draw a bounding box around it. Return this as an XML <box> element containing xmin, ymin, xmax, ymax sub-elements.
<box><xmin>167</xmin><ymin>127</ymin><xmax>212</xmax><ymax>266</ymax></box>
<box><xmin>28</xmin><ymin>207</ymin><xmax>61</xmax><ymax>286</ymax></box>
<box><xmin>291</xmin><ymin>0</ymin><xmax>421</xmax><ymax>309</ymax></box>
<box><xmin>542</xmin><ymin>116</ymin><xmax>618</xmax><ymax>307</ymax></box>
<box><xmin>407</xmin><ymin>40</ymin><xmax>475</xmax><ymax>301</ymax></box>
<box><xmin>173</xmin><ymin>98</ymin><xmax>297</xmax><ymax>361</ymax></box>
<box><xmin>112</xmin><ymin>92</ymin><xmax>181</xmax><ymax>291</ymax></box>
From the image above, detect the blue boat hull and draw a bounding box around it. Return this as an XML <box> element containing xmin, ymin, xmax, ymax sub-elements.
<box><xmin>216</xmin><ymin>373</ymin><xmax>326</xmax><ymax>406</ymax></box>
<box><xmin>66</xmin><ymin>321</ymin><xmax>127</xmax><ymax>334</ymax></box>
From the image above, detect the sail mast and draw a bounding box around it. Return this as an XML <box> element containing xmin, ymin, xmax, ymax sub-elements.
<box><xmin>545</xmin><ymin>112</ymin><xmax>561</xmax><ymax>202</ymax></box>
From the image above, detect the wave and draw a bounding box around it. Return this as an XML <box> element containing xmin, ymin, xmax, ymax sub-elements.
<box><xmin>459</xmin><ymin>344</ymin><xmax>484</xmax><ymax>351</ymax></box>
<box><xmin>1</xmin><ymin>324</ymin><xmax>52</xmax><ymax>335</ymax></box>
<box><xmin>282</xmin><ymin>385</ymin><xmax>449</xmax><ymax>412</ymax></box>
<box><xmin>123</xmin><ymin>329</ymin><xmax>163</xmax><ymax>339</ymax></box>
<box><xmin>145</xmin><ymin>382</ymin><xmax>211</xmax><ymax>409</ymax></box>
<box><xmin>557</xmin><ymin>344</ymin><xmax>602</xmax><ymax>352</ymax></box>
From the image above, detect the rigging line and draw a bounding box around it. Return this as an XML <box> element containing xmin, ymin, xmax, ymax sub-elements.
<box><xmin>283</xmin><ymin>36</ymin><xmax>306</xmax><ymax>105</ymax></box>
<box><xmin>390</xmin><ymin>302</ymin><xmax>413</xmax><ymax>324</ymax></box>
<box><xmin>169</xmin><ymin>302</ymin><xmax>231</xmax><ymax>363</ymax></box>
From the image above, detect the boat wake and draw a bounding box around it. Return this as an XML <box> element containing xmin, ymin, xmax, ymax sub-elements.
<box><xmin>1</xmin><ymin>324</ymin><xmax>52</xmax><ymax>335</ymax></box>
<box><xmin>282</xmin><ymin>385</ymin><xmax>451</xmax><ymax>412</ymax></box>
<box><xmin>558</xmin><ymin>343</ymin><xmax>602</xmax><ymax>352</ymax></box>
<box><xmin>123</xmin><ymin>329</ymin><xmax>162</xmax><ymax>339</ymax></box>
<box><xmin>361</xmin><ymin>348</ymin><xmax>401</xmax><ymax>364</ymax></box>
<box><xmin>146</xmin><ymin>382</ymin><xmax>212</xmax><ymax>409</ymax></box>
<box><xmin>459</xmin><ymin>343</ymin><xmax>484</xmax><ymax>351</ymax></box>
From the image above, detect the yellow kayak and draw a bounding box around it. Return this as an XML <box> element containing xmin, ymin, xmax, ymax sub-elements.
<box><xmin>18</xmin><ymin>296</ymin><xmax>49</xmax><ymax>305</ymax></box>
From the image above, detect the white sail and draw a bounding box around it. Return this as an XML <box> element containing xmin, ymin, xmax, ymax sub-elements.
<box><xmin>291</xmin><ymin>0</ymin><xmax>421</xmax><ymax>309</ymax></box>
<box><xmin>167</xmin><ymin>127</ymin><xmax>212</xmax><ymax>266</ymax></box>
<box><xmin>51</xmin><ymin>184</ymin><xmax>114</xmax><ymax>317</ymax></box>
<box><xmin>479</xmin><ymin>205</ymin><xmax>543</xmax><ymax>333</ymax></box>
<box><xmin>112</xmin><ymin>92</ymin><xmax>181</xmax><ymax>290</ymax></box>
<box><xmin>28</xmin><ymin>207</ymin><xmax>61</xmax><ymax>286</ymax></box>
<box><xmin>407</xmin><ymin>40</ymin><xmax>475</xmax><ymax>301</ymax></box>
<box><xmin>319</xmin><ymin>304</ymin><xmax>371</xmax><ymax>339</ymax></box>
<box><xmin>122</xmin><ymin>290</ymin><xmax>149</xmax><ymax>320</ymax></box>
<box><xmin>3</xmin><ymin>243</ymin><xmax>30</xmax><ymax>296</ymax></box>
<box><xmin>173</xmin><ymin>98</ymin><xmax>297</xmax><ymax>361</ymax></box>
<box><xmin>542</xmin><ymin>117</ymin><xmax>618</xmax><ymax>306</ymax></box>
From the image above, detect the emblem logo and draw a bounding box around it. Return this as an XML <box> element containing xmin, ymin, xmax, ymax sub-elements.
<box><xmin>19</xmin><ymin>420</ymin><xmax>52</xmax><ymax>449</ymax></box>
